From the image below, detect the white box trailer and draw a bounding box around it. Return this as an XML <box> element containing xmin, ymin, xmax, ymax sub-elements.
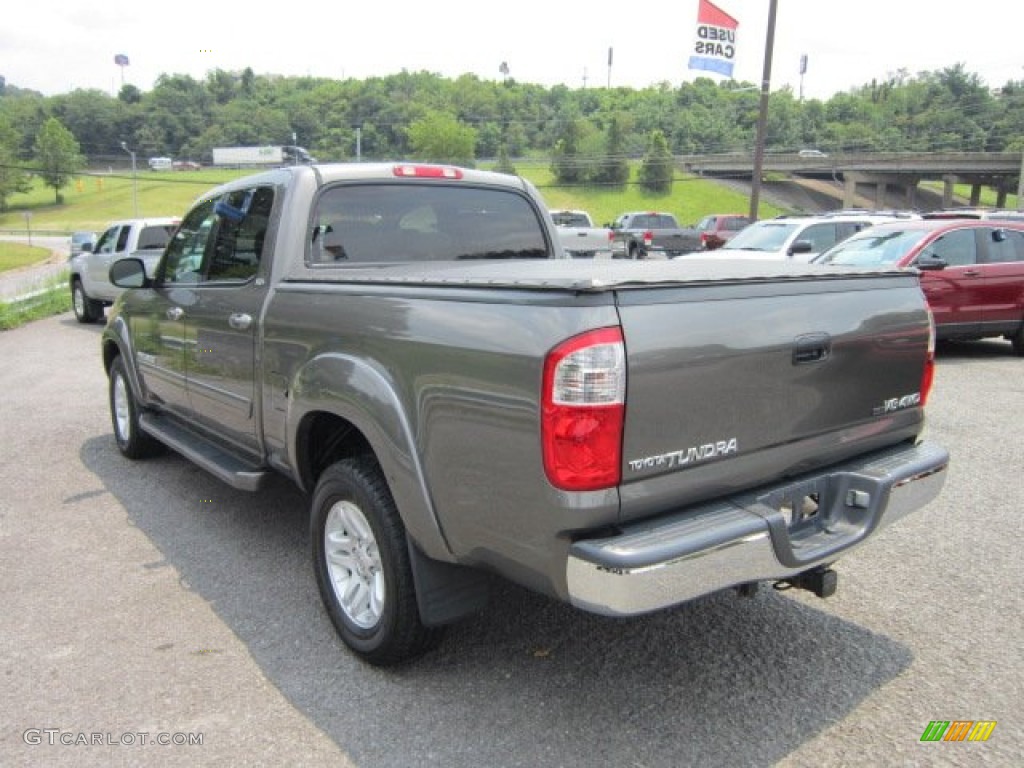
<box><xmin>212</xmin><ymin>146</ymin><xmax>285</xmax><ymax>166</ymax></box>
<box><xmin>211</xmin><ymin>145</ymin><xmax>315</xmax><ymax>166</ymax></box>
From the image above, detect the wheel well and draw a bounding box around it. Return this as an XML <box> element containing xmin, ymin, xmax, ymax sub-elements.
<box><xmin>296</xmin><ymin>412</ymin><xmax>373</xmax><ymax>492</ymax></box>
<box><xmin>102</xmin><ymin>341</ymin><xmax>120</xmax><ymax>374</ymax></box>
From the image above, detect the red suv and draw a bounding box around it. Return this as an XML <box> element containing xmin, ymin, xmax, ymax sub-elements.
<box><xmin>696</xmin><ymin>214</ymin><xmax>750</xmax><ymax>250</ymax></box>
<box><xmin>815</xmin><ymin>219</ymin><xmax>1024</xmax><ymax>354</ymax></box>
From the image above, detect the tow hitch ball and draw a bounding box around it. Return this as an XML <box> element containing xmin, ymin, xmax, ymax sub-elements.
<box><xmin>776</xmin><ymin>566</ymin><xmax>838</xmax><ymax>599</ymax></box>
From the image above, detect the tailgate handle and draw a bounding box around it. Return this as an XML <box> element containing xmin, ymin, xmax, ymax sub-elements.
<box><xmin>793</xmin><ymin>333</ymin><xmax>831</xmax><ymax>365</ymax></box>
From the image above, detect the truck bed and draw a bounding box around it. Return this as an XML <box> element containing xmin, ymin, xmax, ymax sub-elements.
<box><xmin>274</xmin><ymin>258</ymin><xmax>932</xmax><ymax>590</ymax></box>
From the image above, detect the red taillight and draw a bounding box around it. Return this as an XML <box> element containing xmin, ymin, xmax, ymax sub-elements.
<box><xmin>642</xmin><ymin>230</ymin><xmax>653</xmax><ymax>247</ymax></box>
<box><xmin>392</xmin><ymin>164</ymin><xmax>463</xmax><ymax>179</ymax></box>
<box><xmin>920</xmin><ymin>309</ymin><xmax>936</xmax><ymax>406</ymax></box>
<box><xmin>542</xmin><ymin>328</ymin><xmax>625</xmax><ymax>491</ymax></box>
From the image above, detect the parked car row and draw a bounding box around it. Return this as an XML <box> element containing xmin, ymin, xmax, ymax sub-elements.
<box><xmin>676</xmin><ymin>211</ymin><xmax>1024</xmax><ymax>355</ymax></box>
<box><xmin>147</xmin><ymin>157</ymin><xmax>202</xmax><ymax>171</ymax></box>
<box><xmin>815</xmin><ymin>218</ymin><xmax>1024</xmax><ymax>353</ymax></box>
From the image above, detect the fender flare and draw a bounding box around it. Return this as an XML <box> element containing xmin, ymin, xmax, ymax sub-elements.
<box><xmin>287</xmin><ymin>352</ymin><xmax>453</xmax><ymax>563</ymax></box>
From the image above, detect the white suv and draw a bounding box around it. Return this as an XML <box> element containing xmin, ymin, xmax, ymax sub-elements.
<box><xmin>693</xmin><ymin>213</ymin><xmax>917</xmax><ymax>263</ymax></box>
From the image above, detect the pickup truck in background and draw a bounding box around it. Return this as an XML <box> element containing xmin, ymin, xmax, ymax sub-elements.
<box><xmin>70</xmin><ymin>216</ymin><xmax>179</xmax><ymax>323</ymax></box>
<box><xmin>549</xmin><ymin>209</ymin><xmax>612</xmax><ymax>258</ymax></box>
<box><xmin>102</xmin><ymin>163</ymin><xmax>949</xmax><ymax>665</ymax></box>
<box><xmin>609</xmin><ymin>211</ymin><xmax>702</xmax><ymax>259</ymax></box>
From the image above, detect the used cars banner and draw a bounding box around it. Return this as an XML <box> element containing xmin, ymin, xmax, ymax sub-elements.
<box><xmin>687</xmin><ymin>0</ymin><xmax>739</xmax><ymax>77</ymax></box>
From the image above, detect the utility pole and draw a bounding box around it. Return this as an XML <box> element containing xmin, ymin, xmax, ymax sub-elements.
<box><xmin>749</xmin><ymin>0</ymin><xmax>779</xmax><ymax>222</ymax></box>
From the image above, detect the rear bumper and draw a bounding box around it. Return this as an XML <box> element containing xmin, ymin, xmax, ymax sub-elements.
<box><xmin>566</xmin><ymin>441</ymin><xmax>949</xmax><ymax>616</ymax></box>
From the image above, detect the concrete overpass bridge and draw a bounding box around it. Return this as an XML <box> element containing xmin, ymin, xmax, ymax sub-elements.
<box><xmin>679</xmin><ymin>152</ymin><xmax>1024</xmax><ymax>210</ymax></box>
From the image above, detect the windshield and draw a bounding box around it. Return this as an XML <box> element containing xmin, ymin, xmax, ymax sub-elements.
<box><xmin>816</xmin><ymin>228</ymin><xmax>930</xmax><ymax>266</ymax></box>
<box><xmin>723</xmin><ymin>221</ymin><xmax>799</xmax><ymax>252</ymax></box>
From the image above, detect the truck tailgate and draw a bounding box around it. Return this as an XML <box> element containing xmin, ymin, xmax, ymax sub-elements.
<box><xmin>616</xmin><ymin>272</ymin><xmax>931</xmax><ymax>520</ymax></box>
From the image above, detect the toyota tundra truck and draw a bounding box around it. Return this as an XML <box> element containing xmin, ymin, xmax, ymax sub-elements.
<box><xmin>101</xmin><ymin>163</ymin><xmax>949</xmax><ymax>665</ymax></box>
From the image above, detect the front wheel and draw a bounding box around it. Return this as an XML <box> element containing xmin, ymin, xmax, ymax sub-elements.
<box><xmin>312</xmin><ymin>456</ymin><xmax>442</xmax><ymax>665</ymax></box>
<box><xmin>109</xmin><ymin>356</ymin><xmax>163</xmax><ymax>459</ymax></box>
<box><xmin>71</xmin><ymin>279</ymin><xmax>103</xmax><ymax>324</ymax></box>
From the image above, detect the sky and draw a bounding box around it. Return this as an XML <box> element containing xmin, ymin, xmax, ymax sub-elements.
<box><xmin>2</xmin><ymin>1</ymin><xmax>1022</xmax><ymax>100</ymax></box>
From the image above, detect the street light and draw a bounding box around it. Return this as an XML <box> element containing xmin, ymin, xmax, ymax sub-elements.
<box><xmin>120</xmin><ymin>141</ymin><xmax>138</xmax><ymax>217</ymax></box>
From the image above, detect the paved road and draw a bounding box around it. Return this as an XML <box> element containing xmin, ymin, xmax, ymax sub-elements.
<box><xmin>0</xmin><ymin>314</ymin><xmax>1020</xmax><ymax>767</ymax></box>
<box><xmin>0</xmin><ymin>236</ymin><xmax>71</xmax><ymax>302</ymax></box>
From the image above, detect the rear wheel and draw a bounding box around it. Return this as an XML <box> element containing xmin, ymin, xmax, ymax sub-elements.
<box><xmin>1012</xmin><ymin>322</ymin><xmax>1024</xmax><ymax>356</ymax></box>
<box><xmin>72</xmin><ymin>279</ymin><xmax>102</xmax><ymax>324</ymax></box>
<box><xmin>312</xmin><ymin>456</ymin><xmax>442</xmax><ymax>665</ymax></box>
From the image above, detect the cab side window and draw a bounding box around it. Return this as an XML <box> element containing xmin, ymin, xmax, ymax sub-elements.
<box><xmin>161</xmin><ymin>201</ymin><xmax>217</xmax><ymax>284</ymax></box>
<box><xmin>94</xmin><ymin>226</ymin><xmax>120</xmax><ymax>255</ymax></box>
<box><xmin>160</xmin><ymin>186</ymin><xmax>274</xmax><ymax>285</ymax></box>
<box><xmin>799</xmin><ymin>223</ymin><xmax>839</xmax><ymax>252</ymax></box>
<box><xmin>984</xmin><ymin>228</ymin><xmax>1024</xmax><ymax>263</ymax></box>
<box><xmin>929</xmin><ymin>229</ymin><xmax>977</xmax><ymax>267</ymax></box>
<box><xmin>206</xmin><ymin>187</ymin><xmax>274</xmax><ymax>282</ymax></box>
<box><xmin>115</xmin><ymin>226</ymin><xmax>132</xmax><ymax>253</ymax></box>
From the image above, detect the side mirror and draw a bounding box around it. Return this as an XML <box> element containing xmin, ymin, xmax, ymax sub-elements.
<box><xmin>915</xmin><ymin>254</ymin><xmax>948</xmax><ymax>271</ymax></box>
<box><xmin>109</xmin><ymin>257</ymin><xmax>150</xmax><ymax>288</ymax></box>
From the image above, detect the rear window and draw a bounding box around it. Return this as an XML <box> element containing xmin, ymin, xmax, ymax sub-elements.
<box><xmin>551</xmin><ymin>211</ymin><xmax>591</xmax><ymax>228</ymax></box>
<box><xmin>137</xmin><ymin>225</ymin><xmax>176</xmax><ymax>251</ymax></box>
<box><xmin>309</xmin><ymin>184</ymin><xmax>549</xmax><ymax>264</ymax></box>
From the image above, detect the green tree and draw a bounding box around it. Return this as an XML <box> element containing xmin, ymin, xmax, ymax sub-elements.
<box><xmin>407</xmin><ymin>111</ymin><xmax>476</xmax><ymax>166</ymax></box>
<box><xmin>593</xmin><ymin>113</ymin><xmax>629</xmax><ymax>187</ymax></box>
<box><xmin>550</xmin><ymin>117</ymin><xmax>584</xmax><ymax>183</ymax></box>
<box><xmin>0</xmin><ymin>115</ymin><xmax>31</xmax><ymax>211</ymax></box>
<box><xmin>493</xmin><ymin>144</ymin><xmax>517</xmax><ymax>175</ymax></box>
<box><xmin>638</xmin><ymin>130</ymin><xmax>674</xmax><ymax>194</ymax></box>
<box><xmin>33</xmin><ymin>117</ymin><xmax>84</xmax><ymax>203</ymax></box>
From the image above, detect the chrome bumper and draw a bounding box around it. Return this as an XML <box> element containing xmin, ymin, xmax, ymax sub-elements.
<box><xmin>566</xmin><ymin>441</ymin><xmax>949</xmax><ymax>616</ymax></box>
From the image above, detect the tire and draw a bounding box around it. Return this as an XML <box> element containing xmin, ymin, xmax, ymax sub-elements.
<box><xmin>312</xmin><ymin>456</ymin><xmax>442</xmax><ymax>665</ymax></box>
<box><xmin>628</xmin><ymin>243</ymin><xmax>639</xmax><ymax>260</ymax></box>
<box><xmin>71</xmin><ymin>279</ymin><xmax>103</xmax><ymax>324</ymax></box>
<box><xmin>109</xmin><ymin>356</ymin><xmax>163</xmax><ymax>459</ymax></box>
<box><xmin>1012</xmin><ymin>322</ymin><xmax>1024</xmax><ymax>357</ymax></box>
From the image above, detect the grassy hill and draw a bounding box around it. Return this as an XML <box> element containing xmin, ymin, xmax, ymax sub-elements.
<box><xmin>1</xmin><ymin>162</ymin><xmax>781</xmax><ymax>234</ymax></box>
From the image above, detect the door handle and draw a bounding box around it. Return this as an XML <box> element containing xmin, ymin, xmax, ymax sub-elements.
<box><xmin>228</xmin><ymin>313</ymin><xmax>252</xmax><ymax>330</ymax></box>
<box><xmin>793</xmin><ymin>333</ymin><xmax>832</xmax><ymax>365</ymax></box>
<box><xmin>166</xmin><ymin>307</ymin><xmax>184</xmax><ymax>321</ymax></box>
<box><xmin>962</xmin><ymin>270</ymin><xmax>981</xmax><ymax>277</ymax></box>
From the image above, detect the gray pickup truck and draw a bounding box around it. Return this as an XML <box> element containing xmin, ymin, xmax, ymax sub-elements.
<box><xmin>610</xmin><ymin>210</ymin><xmax>702</xmax><ymax>259</ymax></box>
<box><xmin>102</xmin><ymin>163</ymin><xmax>948</xmax><ymax>665</ymax></box>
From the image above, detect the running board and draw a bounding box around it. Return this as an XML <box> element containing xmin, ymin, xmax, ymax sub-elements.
<box><xmin>139</xmin><ymin>413</ymin><xmax>269</xmax><ymax>491</ymax></box>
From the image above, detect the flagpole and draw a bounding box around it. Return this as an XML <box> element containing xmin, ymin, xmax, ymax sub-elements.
<box><xmin>748</xmin><ymin>0</ymin><xmax>778</xmax><ymax>222</ymax></box>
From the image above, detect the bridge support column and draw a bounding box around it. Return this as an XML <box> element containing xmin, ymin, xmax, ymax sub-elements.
<box><xmin>843</xmin><ymin>176</ymin><xmax>858</xmax><ymax>208</ymax></box>
<box><xmin>875</xmin><ymin>182</ymin><xmax>888</xmax><ymax>209</ymax></box>
<box><xmin>943</xmin><ymin>175</ymin><xmax>957</xmax><ymax>208</ymax></box>
<box><xmin>996</xmin><ymin>188</ymin><xmax>1008</xmax><ymax>207</ymax></box>
<box><xmin>905</xmin><ymin>182</ymin><xmax>918</xmax><ymax>209</ymax></box>
<box><xmin>970</xmin><ymin>184</ymin><xmax>982</xmax><ymax>206</ymax></box>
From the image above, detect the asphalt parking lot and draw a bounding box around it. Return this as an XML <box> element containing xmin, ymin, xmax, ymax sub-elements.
<box><xmin>1</xmin><ymin>312</ymin><xmax>1020</xmax><ymax>767</ymax></box>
